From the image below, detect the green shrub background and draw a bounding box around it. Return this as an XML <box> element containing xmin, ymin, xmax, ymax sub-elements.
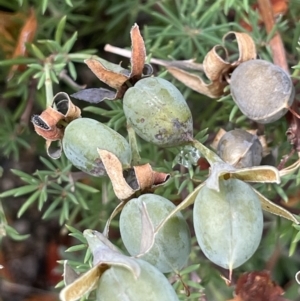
<box><xmin>0</xmin><ymin>0</ymin><xmax>300</xmax><ymax>300</ymax></box>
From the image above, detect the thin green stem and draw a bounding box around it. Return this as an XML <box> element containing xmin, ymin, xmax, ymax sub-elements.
<box><xmin>44</xmin><ymin>61</ymin><xmax>53</xmax><ymax>107</ymax></box>
<box><xmin>127</xmin><ymin>123</ymin><xmax>141</xmax><ymax>166</ymax></box>
<box><xmin>68</xmin><ymin>53</ymin><xmax>99</xmax><ymax>60</ymax></box>
<box><xmin>0</xmin><ymin>201</ymin><xmax>8</xmax><ymax>237</ymax></box>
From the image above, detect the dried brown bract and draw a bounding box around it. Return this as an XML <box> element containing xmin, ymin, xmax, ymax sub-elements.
<box><xmin>71</xmin><ymin>24</ymin><xmax>153</xmax><ymax>103</ymax></box>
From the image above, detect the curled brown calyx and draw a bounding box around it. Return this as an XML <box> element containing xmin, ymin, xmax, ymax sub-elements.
<box><xmin>31</xmin><ymin>92</ymin><xmax>81</xmax><ymax>159</ymax></box>
<box><xmin>166</xmin><ymin>31</ymin><xmax>257</xmax><ymax>98</ymax></box>
<box><xmin>98</xmin><ymin>149</ymin><xmax>170</xmax><ymax>201</ymax></box>
<box><xmin>71</xmin><ymin>24</ymin><xmax>153</xmax><ymax>103</ymax></box>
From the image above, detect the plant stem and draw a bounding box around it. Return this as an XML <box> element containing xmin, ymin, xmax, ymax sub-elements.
<box><xmin>68</xmin><ymin>53</ymin><xmax>99</xmax><ymax>60</ymax></box>
<box><xmin>127</xmin><ymin>123</ymin><xmax>141</xmax><ymax>165</ymax></box>
<box><xmin>104</xmin><ymin>44</ymin><xmax>204</xmax><ymax>70</ymax></box>
<box><xmin>59</xmin><ymin>70</ymin><xmax>86</xmax><ymax>91</ymax></box>
<box><xmin>44</xmin><ymin>60</ymin><xmax>53</xmax><ymax>107</ymax></box>
<box><xmin>257</xmin><ymin>0</ymin><xmax>289</xmax><ymax>72</ymax></box>
<box><xmin>19</xmin><ymin>78</ymin><xmax>36</xmax><ymax>127</ymax></box>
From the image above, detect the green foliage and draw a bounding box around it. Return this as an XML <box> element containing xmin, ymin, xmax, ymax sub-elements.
<box><xmin>1</xmin><ymin>1</ymin><xmax>300</xmax><ymax>301</ymax></box>
<box><xmin>0</xmin><ymin>110</ymin><xmax>31</xmax><ymax>160</ymax></box>
<box><xmin>0</xmin><ymin>156</ymin><xmax>99</xmax><ymax>225</ymax></box>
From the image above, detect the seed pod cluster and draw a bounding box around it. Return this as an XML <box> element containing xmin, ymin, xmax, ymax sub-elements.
<box><xmin>230</xmin><ymin>59</ymin><xmax>294</xmax><ymax>124</ymax></box>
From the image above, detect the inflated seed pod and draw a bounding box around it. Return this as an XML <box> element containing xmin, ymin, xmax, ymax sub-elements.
<box><xmin>120</xmin><ymin>194</ymin><xmax>191</xmax><ymax>273</ymax></box>
<box><xmin>193</xmin><ymin>178</ymin><xmax>263</xmax><ymax>270</ymax></box>
<box><xmin>96</xmin><ymin>258</ymin><xmax>180</xmax><ymax>301</ymax></box>
<box><xmin>217</xmin><ymin>129</ymin><xmax>263</xmax><ymax>168</ymax></box>
<box><xmin>230</xmin><ymin>59</ymin><xmax>294</xmax><ymax>124</ymax></box>
<box><xmin>123</xmin><ymin>77</ymin><xmax>193</xmax><ymax>147</ymax></box>
<box><xmin>62</xmin><ymin>118</ymin><xmax>131</xmax><ymax>176</ymax></box>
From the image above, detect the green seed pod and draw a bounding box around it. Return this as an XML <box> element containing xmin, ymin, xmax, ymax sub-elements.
<box><xmin>96</xmin><ymin>258</ymin><xmax>180</xmax><ymax>301</ymax></box>
<box><xmin>217</xmin><ymin>129</ymin><xmax>263</xmax><ymax>168</ymax></box>
<box><xmin>62</xmin><ymin>118</ymin><xmax>131</xmax><ymax>176</ymax></box>
<box><xmin>120</xmin><ymin>194</ymin><xmax>191</xmax><ymax>273</ymax></box>
<box><xmin>123</xmin><ymin>77</ymin><xmax>193</xmax><ymax>147</ymax></box>
<box><xmin>193</xmin><ymin>178</ymin><xmax>263</xmax><ymax>270</ymax></box>
<box><xmin>230</xmin><ymin>59</ymin><xmax>294</xmax><ymax>124</ymax></box>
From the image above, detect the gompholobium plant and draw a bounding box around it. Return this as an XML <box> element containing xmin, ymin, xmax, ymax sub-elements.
<box><xmin>29</xmin><ymin>24</ymin><xmax>300</xmax><ymax>301</ymax></box>
<box><xmin>1</xmin><ymin>2</ymin><xmax>300</xmax><ymax>301</ymax></box>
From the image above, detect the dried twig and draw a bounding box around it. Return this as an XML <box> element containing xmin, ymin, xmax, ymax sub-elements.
<box><xmin>104</xmin><ymin>44</ymin><xmax>204</xmax><ymax>71</ymax></box>
<box><xmin>257</xmin><ymin>0</ymin><xmax>289</xmax><ymax>72</ymax></box>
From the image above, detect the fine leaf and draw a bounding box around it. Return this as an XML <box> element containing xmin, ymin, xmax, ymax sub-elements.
<box><xmin>55</xmin><ymin>16</ymin><xmax>67</xmax><ymax>44</ymax></box>
<box><xmin>62</xmin><ymin>32</ymin><xmax>78</xmax><ymax>53</ymax></box>
<box><xmin>17</xmin><ymin>190</ymin><xmax>40</xmax><ymax>218</ymax></box>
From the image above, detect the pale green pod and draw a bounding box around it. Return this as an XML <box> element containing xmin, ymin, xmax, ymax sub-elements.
<box><xmin>217</xmin><ymin>129</ymin><xmax>263</xmax><ymax>168</ymax></box>
<box><xmin>62</xmin><ymin>118</ymin><xmax>131</xmax><ymax>176</ymax></box>
<box><xmin>230</xmin><ymin>59</ymin><xmax>294</xmax><ymax>124</ymax></box>
<box><xmin>193</xmin><ymin>178</ymin><xmax>263</xmax><ymax>270</ymax></box>
<box><xmin>120</xmin><ymin>194</ymin><xmax>191</xmax><ymax>273</ymax></box>
<box><xmin>96</xmin><ymin>258</ymin><xmax>179</xmax><ymax>301</ymax></box>
<box><xmin>123</xmin><ymin>77</ymin><xmax>193</xmax><ymax>147</ymax></box>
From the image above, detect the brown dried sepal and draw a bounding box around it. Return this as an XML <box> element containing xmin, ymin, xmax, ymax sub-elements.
<box><xmin>133</xmin><ymin>163</ymin><xmax>170</xmax><ymax>192</ymax></box>
<box><xmin>98</xmin><ymin>150</ymin><xmax>169</xmax><ymax>200</ymax></box>
<box><xmin>129</xmin><ymin>23</ymin><xmax>147</xmax><ymax>81</ymax></box>
<box><xmin>228</xmin><ymin>271</ymin><xmax>289</xmax><ymax>301</ymax></box>
<box><xmin>32</xmin><ymin>92</ymin><xmax>81</xmax><ymax>159</ymax></box>
<box><xmin>167</xmin><ymin>31</ymin><xmax>257</xmax><ymax>98</ymax></box>
<box><xmin>85</xmin><ymin>58</ymin><xmax>128</xmax><ymax>89</ymax></box>
<box><xmin>32</xmin><ymin>108</ymin><xmax>64</xmax><ymax>141</ymax></box>
<box><xmin>55</xmin><ymin>92</ymin><xmax>81</xmax><ymax>123</ymax></box>
<box><xmin>71</xmin><ymin>23</ymin><xmax>153</xmax><ymax>103</ymax></box>
<box><xmin>98</xmin><ymin>149</ymin><xmax>135</xmax><ymax>200</ymax></box>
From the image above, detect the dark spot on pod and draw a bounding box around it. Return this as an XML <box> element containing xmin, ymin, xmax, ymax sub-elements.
<box><xmin>172</xmin><ymin>118</ymin><xmax>182</xmax><ymax>130</ymax></box>
<box><xmin>89</xmin><ymin>157</ymin><xmax>107</xmax><ymax>176</ymax></box>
